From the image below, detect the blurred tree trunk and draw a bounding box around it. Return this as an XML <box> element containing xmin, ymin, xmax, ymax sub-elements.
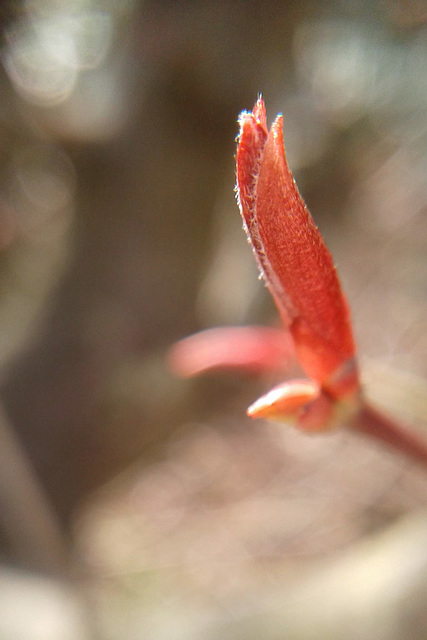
<box><xmin>0</xmin><ymin>1</ymin><xmax>302</xmax><ymax>537</ymax></box>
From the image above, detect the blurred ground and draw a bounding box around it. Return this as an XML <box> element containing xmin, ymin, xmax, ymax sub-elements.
<box><xmin>0</xmin><ymin>1</ymin><xmax>426</xmax><ymax>638</ymax></box>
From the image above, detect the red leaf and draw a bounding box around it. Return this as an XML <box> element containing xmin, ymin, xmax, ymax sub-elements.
<box><xmin>247</xmin><ymin>379</ymin><xmax>320</xmax><ymax>420</ymax></box>
<box><xmin>236</xmin><ymin>98</ymin><xmax>359</xmax><ymax>399</ymax></box>
<box><xmin>168</xmin><ymin>326</ymin><xmax>294</xmax><ymax>377</ymax></box>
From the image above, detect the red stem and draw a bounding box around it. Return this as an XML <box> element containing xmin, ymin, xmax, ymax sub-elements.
<box><xmin>352</xmin><ymin>401</ymin><xmax>427</xmax><ymax>469</ymax></box>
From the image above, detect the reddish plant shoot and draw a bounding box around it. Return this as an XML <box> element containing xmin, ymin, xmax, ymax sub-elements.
<box><xmin>237</xmin><ymin>99</ymin><xmax>357</xmax><ymax>390</ymax></box>
<box><xmin>169</xmin><ymin>98</ymin><xmax>427</xmax><ymax>465</ymax></box>
<box><xmin>235</xmin><ymin>97</ymin><xmax>359</xmax><ymax>430</ymax></box>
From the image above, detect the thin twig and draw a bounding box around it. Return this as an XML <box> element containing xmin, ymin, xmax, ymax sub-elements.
<box><xmin>352</xmin><ymin>400</ymin><xmax>427</xmax><ymax>469</ymax></box>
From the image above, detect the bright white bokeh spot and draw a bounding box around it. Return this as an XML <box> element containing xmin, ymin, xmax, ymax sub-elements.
<box><xmin>3</xmin><ymin>9</ymin><xmax>112</xmax><ymax>107</ymax></box>
<box><xmin>293</xmin><ymin>20</ymin><xmax>427</xmax><ymax>127</ymax></box>
<box><xmin>4</xmin><ymin>20</ymin><xmax>78</xmax><ymax>106</ymax></box>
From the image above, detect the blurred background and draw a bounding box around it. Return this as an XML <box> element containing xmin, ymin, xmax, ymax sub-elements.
<box><xmin>0</xmin><ymin>0</ymin><xmax>426</xmax><ymax>638</ymax></box>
